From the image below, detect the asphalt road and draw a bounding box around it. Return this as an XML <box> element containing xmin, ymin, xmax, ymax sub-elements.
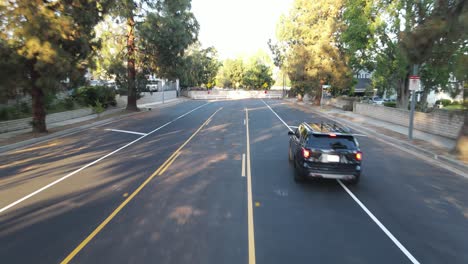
<box><xmin>0</xmin><ymin>99</ymin><xmax>467</xmax><ymax>264</ymax></box>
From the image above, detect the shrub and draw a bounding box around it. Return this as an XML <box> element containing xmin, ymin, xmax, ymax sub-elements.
<box><xmin>20</xmin><ymin>102</ymin><xmax>31</xmax><ymax>114</ymax></box>
<box><xmin>64</xmin><ymin>97</ymin><xmax>75</xmax><ymax>110</ymax></box>
<box><xmin>0</xmin><ymin>105</ymin><xmax>30</xmax><ymax>121</ymax></box>
<box><xmin>435</xmin><ymin>99</ymin><xmax>452</xmax><ymax>107</ymax></box>
<box><xmin>92</xmin><ymin>100</ymin><xmax>105</xmax><ymax>115</ymax></box>
<box><xmin>73</xmin><ymin>85</ymin><xmax>116</xmax><ymax>108</ymax></box>
<box><xmin>383</xmin><ymin>101</ymin><xmax>396</xmax><ymax>108</ymax></box>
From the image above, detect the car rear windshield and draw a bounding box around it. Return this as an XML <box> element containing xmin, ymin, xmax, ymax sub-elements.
<box><xmin>306</xmin><ymin>135</ymin><xmax>357</xmax><ymax>150</ymax></box>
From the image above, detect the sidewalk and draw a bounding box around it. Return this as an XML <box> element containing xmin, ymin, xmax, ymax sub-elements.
<box><xmin>0</xmin><ymin>97</ymin><xmax>185</xmax><ymax>151</ymax></box>
<box><xmin>284</xmin><ymin>99</ymin><xmax>467</xmax><ymax>174</ymax></box>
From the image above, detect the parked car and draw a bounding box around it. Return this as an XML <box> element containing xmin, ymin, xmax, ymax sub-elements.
<box><xmin>288</xmin><ymin>122</ymin><xmax>362</xmax><ymax>184</ymax></box>
<box><xmin>369</xmin><ymin>96</ymin><xmax>384</xmax><ymax>105</ymax></box>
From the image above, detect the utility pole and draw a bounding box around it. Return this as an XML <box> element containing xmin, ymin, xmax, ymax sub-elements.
<box><xmin>408</xmin><ymin>64</ymin><xmax>420</xmax><ymax>140</ymax></box>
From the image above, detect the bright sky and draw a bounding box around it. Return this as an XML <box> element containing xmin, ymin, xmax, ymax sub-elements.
<box><xmin>191</xmin><ymin>0</ymin><xmax>294</xmax><ymax>60</ymax></box>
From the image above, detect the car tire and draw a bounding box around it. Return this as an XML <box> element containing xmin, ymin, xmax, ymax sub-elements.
<box><xmin>347</xmin><ymin>174</ymin><xmax>360</xmax><ymax>185</ymax></box>
<box><xmin>288</xmin><ymin>146</ymin><xmax>293</xmax><ymax>162</ymax></box>
<box><xmin>294</xmin><ymin>168</ymin><xmax>305</xmax><ymax>182</ymax></box>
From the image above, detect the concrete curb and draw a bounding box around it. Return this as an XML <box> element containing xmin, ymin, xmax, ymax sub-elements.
<box><xmin>286</xmin><ymin>100</ymin><xmax>468</xmax><ymax>176</ymax></box>
<box><xmin>0</xmin><ymin>98</ymin><xmax>186</xmax><ymax>154</ymax></box>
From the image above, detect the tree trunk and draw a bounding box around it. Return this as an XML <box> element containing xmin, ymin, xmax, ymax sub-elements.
<box><xmin>30</xmin><ymin>60</ymin><xmax>47</xmax><ymax>133</ymax></box>
<box><xmin>397</xmin><ymin>72</ymin><xmax>410</xmax><ymax>109</ymax></box>
<box><xmin>453</xmin><ymin>85</ymin><xmax>468</xmax><ymax>162</ymax></box>
<box><xmin>126</xmin><ymin>15</ymin><xmax>138</xmax><ymax>111</ymax></box>
<box><xmin>314</xmin><ymin>86</ymin><xmax>322</xmax><ymax>105</ymax></box>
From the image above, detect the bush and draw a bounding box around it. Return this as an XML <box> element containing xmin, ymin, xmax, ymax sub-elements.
<box><xmin>92</xmin><ymin>100</ymin><xmax>105</xmax><ymax>114</ymax></box>
<box><xmin>0</xmin><ymin>105</ymin><xmax>31</xmax><ymax>121</ymax></box>
<box><xmin>383</xmin><ymin>101</ymin><xmax>396</xmax><ymax>108</ymax></box>
<box><xmin>73</xmin><ymin>85</ymin><xmax>116</xmax><ymax>108</ymax></box>
<box><xmin>64</xmin><ymin>97</ymin><xmax>75</xmax><ymax>110</ymax></box>
<box><xmin>435</xmin><ymin>99</ymin><xmax>452</xmax><ymax>107</ymax></box>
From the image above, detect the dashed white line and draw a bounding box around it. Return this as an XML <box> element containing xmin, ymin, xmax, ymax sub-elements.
<box><xmin>0</xmin><ymin>102</ymin><xmax>211</xmax><ymax>214</ymax></box>
<box><xmin>245</xmin><ymin>109</ymin><xmax>256</xmax><ymax>264</ymax></box>
<box><xmin>261</xmin><ymin>99</ymin><xmax>420</xmax><ymax>264</ymax></box>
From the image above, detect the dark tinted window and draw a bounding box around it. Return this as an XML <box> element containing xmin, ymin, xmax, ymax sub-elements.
<box><xmin>306</xmin><ymin>135</ymin><xmax>357</xmax><ymax>150</ymax></box>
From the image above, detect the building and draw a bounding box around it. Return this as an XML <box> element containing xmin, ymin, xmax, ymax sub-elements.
<box><xmin>353</xmin><ymin>70</ymin><xmax>372</xmax><ymax>95</ymax></box>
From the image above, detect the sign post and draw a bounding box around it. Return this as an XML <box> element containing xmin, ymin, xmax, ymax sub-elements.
<box><xmin>408</xmin><ymin>69</ymin><xmax>420</xmax><ymax>140</ymax></box>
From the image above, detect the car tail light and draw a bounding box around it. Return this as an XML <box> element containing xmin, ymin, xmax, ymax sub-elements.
<box><xmin>356</xmin><ymin>152</ymin><xmax>362</xmax><ymax>161</ymax></box>
<box><xmin>329</xmin><ymin>133</ymin><xmax>337</xmax><ymax>137</ymax></box>
<box><xmin>302</xmin><ymin>148</ymin><xmax>311</xmax><ymax>159</ymax></box>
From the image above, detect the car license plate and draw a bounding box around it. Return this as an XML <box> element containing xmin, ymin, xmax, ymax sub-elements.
<box><xmin>324</xmin><ymin>154</ymin><xmax>340</xmax><ymax>163</ymax></box>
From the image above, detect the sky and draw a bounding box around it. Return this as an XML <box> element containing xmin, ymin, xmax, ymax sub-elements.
<box><xmin>191</xmin><ymin>0</ymin><xmax>294</xmax><ymax>60</ymax></box>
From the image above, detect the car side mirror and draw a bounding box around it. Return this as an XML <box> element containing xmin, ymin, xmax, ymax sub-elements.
<box><xmin>288</xmin><ymin>131</ymin><xmax>294</xmax><ymax>136</ymax></box>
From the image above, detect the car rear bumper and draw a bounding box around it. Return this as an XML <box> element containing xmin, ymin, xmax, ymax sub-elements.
<box><xmin>306</xmin><ymin>171</ymin><xmax>358</xmax><ymax>180</ymax></box>
<box><xmin>298</xmin><ymin>165</ymin><xmax>360</xmax><ymax>180</ymax></box>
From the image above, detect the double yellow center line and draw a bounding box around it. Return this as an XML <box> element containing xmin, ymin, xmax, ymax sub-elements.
<box><xmin>61</xmin><ymin>107</ymin><xmax>223</xmax><ymax>264</ymax></box>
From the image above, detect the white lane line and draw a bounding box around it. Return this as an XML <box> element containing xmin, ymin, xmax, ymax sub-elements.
<box><xmin>245</xmin><ymin>109</ymin><xmax>256</xmax><ymax>264</ymax></box>
<box><xmin>261</xmin><ymin>99</ymin><xmax>420</xmax><ymax>264</ymax></box>
<box><xmin>244</xmin><ymin>119</ymin><xmax>246</xmax><ymax>125</ymax></box>
<box><xmin>352</xmin><ymin>134</ymin><xmax>368</xmax><ymax>137</ymax></box>
<box><xmin>338</xmin><ymin>180</ymin><xmax>420</xmax><ymax>264</ymax></box>
<box><xmin>261</xmin><ymin>99</ymin><xmax>292</xmax><ymax>131</ymax></box>
<box><xmin>242</xmin><ymin>153</ymin><xmax>246</xmax><ymax>177</ymax></box>
<box><xmin>105</xmin><ymin>129</ymin><xmax>147</xmax><ymax>136</ymax></box>
<box><xmin>0</xmin><ymin>102</ymin><xmax>211</xmax><ymax>214</ymax></box>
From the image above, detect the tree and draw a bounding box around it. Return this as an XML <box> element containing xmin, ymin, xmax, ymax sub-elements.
<box><xmin>178</xmin><ymin>44</ymin><xmax>220</xmax><ymax>88</ymax></box>
<box><xmin>398</xmin><ymin>0</ymin><xmax>467</xmax><ymax>159</ymax></box>
<box><xmin>277</xmin><ymin>0</ymin><xmax>352</xmax><ymax>103</ymax></box>
<box><xmin>1</xmin><ymin>0</ymin><xmax>109</xmax><ymax>132</ymax></box>
<box><xmin>138</xmin><ymin>0</ymin><xmax>199</xmax><ymax>81</ymax></box>
<box><xmin>222</xmin><ymin>58</ymin><xmax>245</xmax><ymax>88</ymax></box>
<box><xmin>243</xmin><ymin>61</ymin><xmax>274</xmax><ymax>90</ymax></box>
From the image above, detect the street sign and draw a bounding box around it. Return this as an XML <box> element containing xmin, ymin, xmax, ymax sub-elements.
<box><xmin>409</xmin><ymin>75</ymin><xmax>420</xmax><ymax>91</ymax></box>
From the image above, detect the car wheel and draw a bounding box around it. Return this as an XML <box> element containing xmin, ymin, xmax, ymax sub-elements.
<box><xmin>288</xmin><ymin>146</ymin><xmax>293</xmax><ymax>162</ymax></box>
<box><xmin>294</xmin><ymin>168</ymin><xmax>305</xmax><ymax>182</ymax></box>
<box><xmin>347</xmin><ymin>174</ymin><xmax>360</xmax><ymax>185</ymax></box>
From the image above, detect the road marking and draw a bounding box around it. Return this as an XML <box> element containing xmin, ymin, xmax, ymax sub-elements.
<box><xmin>242</xmin><ymin>153</ymin><xmax>246</xmax><ymax>177</ymax></box>
<box><xmin>9</xmin><ymin>142</ymin><xmax>58</xmax><ymax>154</ymax></box>
<box><xmin>0</xmin><ymin>102</ymin><xmax>211</xmax><ymax>215</ymax></box>
<box><xmin>262</xmin><ymin>99</ymin><xmax>420</xmax><ymax>264</ymax></box>
<box><xmin>158</xmin><ymin>152</ymin><xmax>181</xmax><ymax>176</ymax></box>
<box><xmin>245</xmin><ymin>108</ymin><xmax>256</xmax><ymax>264</ymax></box>
<box><xmin>244</xmin><ymin>119</ymin><xmax>246</xmax><ymax>125</ymax></box>
<box><xmin>352</xmin><ymin>134</ymin><xmax>368</xmax><ymax>137</ymax></box>
<box><xmin>61</xmin><ymin>107</ymin><xmax>222</xmax><ymax>264</ymax></box>
<box><xmin>261</xmin><ymin>99</ymin><xmax>292</xmax><ymax>131</ymax></box>
<box><xmin>105</xmin><ymin>129</ymin><xmax>147</xmax><ymax>136</ymax></box>
<box><xmin>338</xmin><ymin>180</ymin><xmax>420</xmax><ymax>264</ymax></box>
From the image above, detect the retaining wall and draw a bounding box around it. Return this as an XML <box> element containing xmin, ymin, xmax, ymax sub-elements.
<box><xmin>353</xmin><ymin>102</ymin><xmax>464</xmax><ymax>139</ymax></box>
<box><xmin>0</xmin><ymin>108</ymin><xmax>93</xmax><ymax>133</ymax></box>
<box><xmin>182</xmin><ymin>90</ymin><xmax>283</xmax><ymax>100</ymax></box>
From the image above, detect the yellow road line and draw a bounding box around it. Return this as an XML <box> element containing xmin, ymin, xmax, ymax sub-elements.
<box><xmin>61</xmin><ymin>107</ymin><xmax>223</xmax><ymax>264</ymax></box>
<box><xmin>241</xmin><ymin>153</ymin><xmax>246</xmax><ymax>177</ymax></box>
<box><xmin>245</xmin><ymin>108</ymin><xmax>256</xmax><ymax>264</ymax></box>
<box><xmin>158</xmin><ymin>152</ymin><xmax>181</xmax><ymax>176</ymax></box>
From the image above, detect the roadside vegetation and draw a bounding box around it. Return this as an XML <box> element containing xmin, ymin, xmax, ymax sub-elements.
<box><xmin>215</xmin><ymin>51</ymin><xmax>275</xmax><ymax>90</ymax></box>
<box><xmin>0</xmin><ymin>0</ymin><xmax>199</xmax><ymax>132</ymax></box>
<box><xmin>271</xmin><ymin>0</ymin><xmax>467</xmax><ymax>160</ymax></box>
